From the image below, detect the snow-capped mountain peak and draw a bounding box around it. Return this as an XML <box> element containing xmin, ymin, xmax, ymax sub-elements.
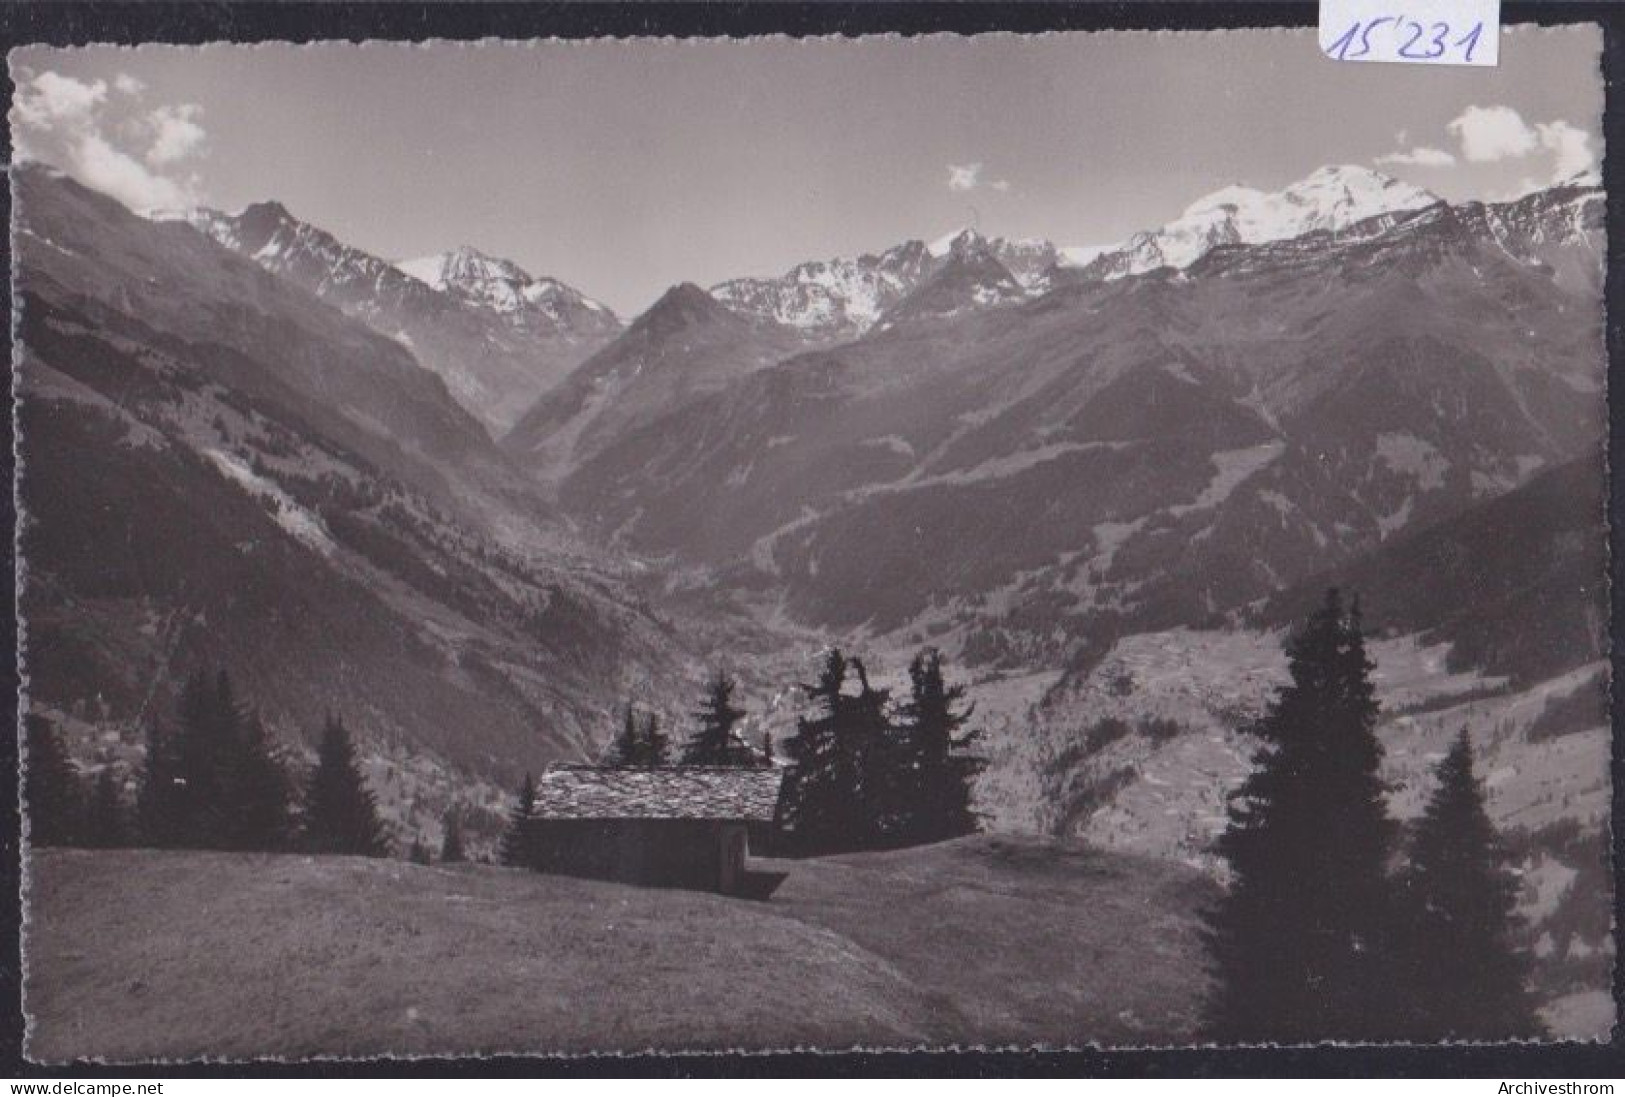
<box><xmin>928</xmin><ymin>227</ymin><xmax>988</xmax><ymax>258</ymax></box>
<box><xmin>184</xmin><ymin>203</ymin><xmax>622</xmax><ymax>431</ymax></box>
<box><xmin>395</xmin><ymin>246</ymin><xmax>616</xmax><ymax>322</ymax></box>
<box><xmin>1079</xmin><ymin>164</ymin><xmax>1441</xmax><ymax>281</ymax></box>
<box><xmin>709</xmin><ymin>239</ymin><xmax>938</xmax><ymax>339</ymax></box>
<box><xmin>710</xmin><ymin>165</ymin><xmax>1449</xmax><ymax>333</ymax></box>
<box><xmin>1055</xmin><ymin>243</ymin><xmax>1114</xmax><ymax>269</ymax></box>
<box><xmin>710</xmin><ymin>229</ymin><xmax>1070</xmax><ymax>338</ymax></box>
<box><xmin>925</xmin><ymin>228</ymin><xmax>1059</xmax><ymax>289</ymax></box>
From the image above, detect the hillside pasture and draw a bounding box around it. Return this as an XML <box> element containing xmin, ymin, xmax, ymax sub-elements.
<box><xmin>25</xmin><ymin>835</ymin><xmax>1214</xmax><ymax>1062</ymax></box>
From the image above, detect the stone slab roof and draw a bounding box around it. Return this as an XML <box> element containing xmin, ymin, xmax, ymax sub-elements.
<box><xmin>529</xmin><ymin>764</ymin><xmax>787</xmax><ymax>822</ymax></box>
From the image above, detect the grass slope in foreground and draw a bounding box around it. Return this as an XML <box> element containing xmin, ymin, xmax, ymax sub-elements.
<box><xmin>25</xmin><ymin>836</ymin><xmax>1213</xmax><ymax>1060</ymax></box>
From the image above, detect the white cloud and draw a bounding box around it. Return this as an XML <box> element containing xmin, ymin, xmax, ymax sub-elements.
<box><xmin>1375</xmin><ymin>146</ymin><xmax>1456</xmax><ymax>168</ymax></box>
<box><xmin>146</xmin><ymin>103</ymin><xmax>206</xmax><ymax>166</ymax></box>
<box><xmin>74</xmin><ymin>131</ymin><xmax>195</xmax><ymax>211</ymax></box>
<box><xmin>13</xmin><ymin>71</ymin><xmax>107</xmax><ymax>133</ymax></box>
<box><xmin>947</xmin><ymin>162</ymin><xmax>983</xmax><ymax>192</ymax></box>
<box><xmin>1440</xmin><ymin>105</ymin><xmax>1598</xmax><ymax>189</ymax></box>
<box><xmin>1536</xmin><ymin>119</ymin><xmax>1595</xmax><ymax>183</ymax></box>
<box><xmin>11</xmin><ymin>69</ymin><xmax>208</xmax><ymax>213</ymax></box>
<box><xmin>1448</xmin><ymin>105</ymin><xmax>1539</xmax><ymax>162</ymax></box>
<box><xmin>947</xmin><ymin>162</ymin><xmax>1014</xmax><ymax>194</ymax></box>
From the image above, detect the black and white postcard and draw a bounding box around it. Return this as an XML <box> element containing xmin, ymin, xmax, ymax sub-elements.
<box><xmin>9</xmin><ymin>26</ymin><xmax>1611</xmax><ymax>1060</ymax></box>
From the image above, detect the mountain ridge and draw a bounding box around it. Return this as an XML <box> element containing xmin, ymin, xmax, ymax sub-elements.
<box><xmin>188</xmin><ymin>203</ymin><xmax>621</xmax><ymax>433</ymax></box>
<box><xmin>548</xmin><ymin>177</ymin><xmax>1603</xmax><ymax>667</ymax></box>
<box><xmin>16</xmin><ymin>163</ymin><xmax>696</xmax><ymax>816</ymax></box>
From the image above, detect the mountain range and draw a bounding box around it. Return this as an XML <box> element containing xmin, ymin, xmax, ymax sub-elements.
<box><xmin>25</xmin><ymin>156</ymin><xmax>1605</xmax><ymax>716</ymax></box>
<box><xmin>709</xmin><ymin>228</ymin><xmax>1059</xmax><ymax>340</ymax></box>
<box><xmin>14</xmin><ymin>149</ymin><xmax>1610</xmax><ymax>1033</ymax></box>
<box><xmin>15</xmin><ymin>158</ymin><xmax>1608</xmax><ymax>937</ymax></box>
<box><xmin>16</xmin><ymin>165</ymin><xmax>691</xmax><ymax>833</ymax></box>
<box><xmin>537</xmin><ymin>170</ymin><xmax>1601</xmax><ymax>668</ymax></box>
<box><xmin>188</xmin><ymin>204</ymin><xmax>622</xmax><ymax>433</ymax></box>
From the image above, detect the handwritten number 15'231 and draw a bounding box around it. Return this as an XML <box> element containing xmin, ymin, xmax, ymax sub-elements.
<box><xmin>1326</xmin><ymin>18</ymin><xmax>1485</xmax><ymax>62</ymax></box>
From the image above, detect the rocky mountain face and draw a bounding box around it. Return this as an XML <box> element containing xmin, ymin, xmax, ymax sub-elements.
<box><xmin>710</xmin><ymin>240</ymin><xmax>937</xmax><ymax>342</ymax></box>
<box><xmin>709</xmin><ymin>229</ymin><xmax>1055</xmax><ymax>340</ymax></box>
<box><xmin>189</xmin><ymin>206</ymin><xmax>621</xmax><ymax>433</ymax></box>
<box><xmin>395</xmin><ymin>246</ymin><xmax>621</xmax><ymax>341</ymax></box>
<box><xmin>878</xmin><ymin>232</ymin><xmax>1030</xmax><ymax>329</ymax></box>
<box><xmin>973</xmin><ymin>232</ymin><xmax>1063</xmax><ymax>289</ymax></box>
<box><xmin>17</xmin><ymin>165</ymin><xmax>691</xmax><ymax>812</ymax></box>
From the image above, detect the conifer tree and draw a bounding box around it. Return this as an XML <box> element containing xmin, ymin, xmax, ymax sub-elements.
<box><xmin>303</xmin><ymin>714</ymin><xmax>390</xmax><ymax>857</ymax></box>
<box><xmin>895</xmin><ymin>648</ymin><xmax>985</xmax><ymax>844</ymax></box>
<box><xmin>846</xmin><ymin>657</ymin><xmax>899</xmax><ymax>844</ymax></box>
<box><xmin>440</xmin><ymin>809</ymin><xmax>466</xmax><ymax>863</ymax></box>
<box><xmin>782</xmin><ymin>649</ymin><xmax>846</xmax><ymax>850</ymax></box>
<box><xmin>608</xmin><ymin>704</ymin><xmax>671</xmax><ymax>766</ymax></box>
<box><xmin>137</xmin><ymin>718</ymin><xmax>184</xmax><ymax>848</ymax></box>
<box><xmin>500</xmin><ymin>771</ymin><xmax>538</xmax><ymax>867</ymax></box>
<box><xmin>1395</xmin><ymin>730</ymin><xmax>1543</xmax><ymax>1040</ymax></box>
<box><xmin>681</xmin><ymin>670</ymin><xmax>755</xmax><ymax>765</ymax></box>
<box><xmin>781</xmin><ymin>649</ymin><xmax>888</xmax><ymax>852</ymax></box>
<box><xmin>230</xmin><ymin>712</ymin><xmax>295</xmax><ymax>851</ymax></box>
<box><xmin>1201</xmin><ymin>589</ymin><xmax>1401</xmax><ymax>1043</ymax></box>
<box><xmin>609</xmin><ymin>705</ymin><xmax>642</xmax><ymax>766</ymax></box>
<box><xmin>641</xmin><ymin>712</ymin><xmax>671</xmax><ymax>766</ymax></box>
<box><xmin>24</xmin><ymin>715</ymin><xmax>81</xmax><ymax>847</ymax></box>
<box><xmin>173</xmin><ymin>669</ymin><xmax>244</xmax><ymax>842</ymax></box>
<box><xmin>84</xmin><ymin>769</ymin><xmax>127</xmax><ymax>849</ymax></box>
<box><xmin>153</xmin><ymin>670</ymin><xmax>294</xmax><ymax>851</ymax></box>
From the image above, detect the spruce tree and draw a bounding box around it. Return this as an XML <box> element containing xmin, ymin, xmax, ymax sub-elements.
<box><xmin>781</xmin><ymin>649</ymin><xmax>893</xmax><ymax>852</ymax></box>
<box><xmin>24</xmin><ymin>715</ymin><xmax>81</xmax><ymax>847</ymax></box>
<box><xmin>156</xmin><ymin>670</ymin><xmax>294</xmax><ymax>851</ymax></box>
<box><xmin>440</xmin><ymin>809</ymin><xmax>466</xmax><ymax>863</ymax></box>
<box><xmin>303</xmin><ymin>714</ymin><xmax>390</xmax><ymax>857</ymax></box>
<box><xmin>137</xmin><ymin>718</ymin><xmax>184</xmax><ymax>848</ymax></box>
<box><xmin>84</xmin><ymin>769</ymin><xmax>127</xmax><ymax>849</ymax></box>
<box><xmin>230</xmin><ymin>712</ymin><xmax>295</xmax><ymax>851</ymax></box>
<box><xmin>1395</xmin><ymin>730</ymin><xmax>1543</xmax><ymax>1040</ymax></box>
<box><xmin>641</xmin><ymin>712</ymin><xmax>671</xmax><ymax>766</ymax></box>
<box><xmin>608</xmin><ymin>704</ymin><xmax>671</xmax><ymax>766</ymax></box>
<box><xmin>780</xmin><ymin>649</ymin><xmax>849</xmax><ymax>852</ymax></box>
<box><xmin>895</xmin><ymin>648</ymin><xmax>985</xmax><ymax>845</ymax></box>
<box><xmin>1201</xmin><ymin>589</ymin><xmax>1400</xmax><ymax>1043</ymax></box>
<box><xmin>609</xmin><ymin>705</ymin><xmax>642</xmax><ymax>766</ymax></box>
<box><xmin>681</xmin><ymin>671</ymin><xmax>755</xmax><ymax>765</ymax></box>
<box><xmin>847</xmin><ymin>657</ymin><xmax>899</xmax><ymax>845</ymax></box>
<box><xmin>500</xmin><ymin>772</ymin><xmax>537</xmax><ymax>867</ymax></box>
<box><xmin>173</xmin><ymin>669</ymin><xmax>244</xmax><ymax>843</ymax></box>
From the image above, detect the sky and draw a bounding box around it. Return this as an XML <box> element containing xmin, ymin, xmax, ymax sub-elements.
<box><xmin>9</xmin><ymin>28</ymin><xmax>1604</xmax><ymax>316</ymax></box>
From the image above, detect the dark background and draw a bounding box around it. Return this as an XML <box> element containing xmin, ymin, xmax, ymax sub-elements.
<box><xmin>0</xmin><ymin>0</ymin><xmax>1620</xmax><ymax>1079</ymax></box>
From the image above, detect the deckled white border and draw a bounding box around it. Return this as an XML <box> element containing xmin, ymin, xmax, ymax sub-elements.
<box><xmin>7</xmin><ymin>23</ymin><xmax>1615</xmax><ymax>1064</ymax></box>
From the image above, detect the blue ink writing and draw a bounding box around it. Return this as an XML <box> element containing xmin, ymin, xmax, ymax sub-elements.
<box><xmin>1325</xmin><ymin>17</ymin><xmax>1486</xmax><ymax>63</ymax></box>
